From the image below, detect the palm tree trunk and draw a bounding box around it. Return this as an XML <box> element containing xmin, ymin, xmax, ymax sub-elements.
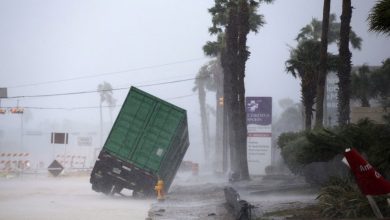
<box><xmin>303</xmin><ymin>85</ymin><xmax>313</xmax><ymax>130</ymax></box>
<box><xmin>223</xmin><ymin>2</ymin><xmax>240</xmax><ymax>175</ymax></box>
<box><xmin>302</xmin><ymin>71</ymin><xmax>317</xmax><ymax>130</ymax></box>
<box><xmin>99</xmin><ymin>102</ymin><xmax>103</xmax><ymax>148</ymax></box>
<box><xmin>361</xmin><ymin>97</ymin><xmax>370</xmax><ymax>107</ymax></box>
<box><xmin>305</xmin><ymin>107</ymin><xmax>312</xmax><ymax>130</ymax></box>
<box><xmin>315</xmin><ymin>0</ymin><xmax>331</xmax><ymax>129</ymax></box>
<box><xmin>236</xmin><ymin>0</ymin><xmax>250</xmax><ymax>180</ymax></box>
<box><xmin>198</xmin><ymin>84</ymin><xmax>211</xmax><ymax>164</ymax></box>
<box><xmin>337</xmin><ymin>0</ymin><xmax>352</xmax><ymax>126</ymax></box>
<box><xmin>215</xmin><ymin>56</ymin><xmax>226</xmax><ymax>173</ymax></box>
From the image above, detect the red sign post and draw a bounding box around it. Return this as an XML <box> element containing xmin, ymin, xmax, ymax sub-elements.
<box><xmin>344</xmin><ymin>148</ymin><xmax>390</xmax><ymax>218</ymax></box>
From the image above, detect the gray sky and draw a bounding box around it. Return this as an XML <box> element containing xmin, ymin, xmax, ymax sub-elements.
<box><xmin>0</xmin><ymin>0</ymin><xmax>389</xmax><ymax>162</ymax></box>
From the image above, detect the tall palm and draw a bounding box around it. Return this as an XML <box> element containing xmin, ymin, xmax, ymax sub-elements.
<box><xmin>296</xmin><ymin>14</ymin><xmax>362</xmax><ymax>50</ymax></box>
<box><xmin>286</xmin><ymin>40</ymin><xmax>320</xmax><ymax>130</ymax></box>
<box><xmin>315</xmin><ymin>0</ymin><xmax>331</xmax><ymax>129</ymax></box>
<box><xmin>193</xmin><ymin>61</ymin><xmax>217</xmax><ymax>164</ymax></box>
<box><xmin>209</xmin><ymin>57</ymin><xmax>226</xmax><ymax>172</ymax></box>
<box><xmin>296</xmin><ymin>11</ymin><xmax>362</xmax><ymax>128</ymax></box>
<box><xmin>337</xmin><ymin>0</ymin><xmax>352</xmax><ymax>125</ymax></box>
<box><xmin>97</xmin><ymin>81</ymin><xmax>116</xmax><ymax>147</ymax></box>
<box><xmin>206</xmin><ymin>0</ymin><xmax>273</xmax><ymax>179</ymax></box>
<box><xmin>286</xmin><ymin>40</ymin><xmax>338</xmax><ymax>130</ymax></box>
<box><xmin>368</xmin><ymin>0</ymin><xmax>390</xmax><ymax>35</ymax></box>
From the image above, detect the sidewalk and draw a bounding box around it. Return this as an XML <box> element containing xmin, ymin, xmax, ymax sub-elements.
<box><xmin>146</xmin><ymin>173</ymin><xmax>318</xmax><ymax>220</ymax></box>
<box><xmin>147</xmin><ymin>172</ymin><xmax>235</xmax><ymax>220</ymax></box>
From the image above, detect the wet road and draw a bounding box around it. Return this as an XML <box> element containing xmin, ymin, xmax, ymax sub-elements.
<box><xmin>0</xmin><ymin>174</ymin><xmax>153</xmax><ymax>220</ymax></box>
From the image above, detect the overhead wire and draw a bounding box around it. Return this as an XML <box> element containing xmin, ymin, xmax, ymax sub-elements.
<box><xmin>7</xmin><ymin>57</ymin><xmax>208</xmax><ymax>89</ymax></box>
<box><xmin>0</xmin><ymin>93</ymin><xmax>197</xmax><ymax>111</ymax></box>
<box><xmin>4</xmin><ymin>76</ymin><xmax>206</xmax><ymax>99</ymax></box>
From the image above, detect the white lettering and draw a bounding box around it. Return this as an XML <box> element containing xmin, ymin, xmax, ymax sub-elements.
<box><xmin>359</xmin><ymin>163</ymin><xmax>372</xmax><ymax>172</ymax></box>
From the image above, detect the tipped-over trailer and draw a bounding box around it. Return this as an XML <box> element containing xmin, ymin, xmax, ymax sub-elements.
<box><xmin>90</xmin><ymin>87</ymin><xmax>189</xmax><ymax>196</ymax></box>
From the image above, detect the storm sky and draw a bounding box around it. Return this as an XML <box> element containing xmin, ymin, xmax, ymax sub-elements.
<box><xmin>0</xmin><ymin>0</ymin><xmax>389</xmax><ymax>162</ymax></box>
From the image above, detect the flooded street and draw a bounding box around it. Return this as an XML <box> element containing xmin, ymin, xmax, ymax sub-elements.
<box><xmin>0</xmin><ymin>174</ymin><xmax>153</xmax><ymax>220</ymax></box>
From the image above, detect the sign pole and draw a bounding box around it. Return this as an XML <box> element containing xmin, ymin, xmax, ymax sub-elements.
<box><xmin>344</xmin><ymin>148</ymin><xmax>390</xmax><ymax>219</ymax></box>
<box><xmin>51</xmin><ymin>133</ymin><xmax>55</xmax><ymax>161</ymax></box>
<box><xmin>387</xmin><ymin>193</ymin><xmax>390</xmax><ymax>207</ymax></box>
<box><xmin>366</xmin><ymin>195</ymin><xmax>384</xmax><ymax>219</ymax></box>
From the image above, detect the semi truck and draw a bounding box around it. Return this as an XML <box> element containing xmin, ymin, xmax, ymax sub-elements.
<box><xmin>90</xmin><ymin>87</ymin><xmax>190</xmax><ymax>196</ymax></box>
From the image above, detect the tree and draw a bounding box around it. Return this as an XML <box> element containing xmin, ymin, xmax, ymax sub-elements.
<box><xmin>286</xmin><ymin>40</ymin><xmax>320</xmax><ymax>130</ymax></box>
<box><xmin>273</xmin><ymin>99</ymin><xmax>303</xmax><ymax>137</ymax></box>
<box><xmin>206</xmin><ymin>0</ymin><xmax>273</xmax><ymax>179</ymax></box>
<box><xmin>350</xmin><ymin>65</ymin><xmax>374</xmax><ymax>107</ymax></box>
<box><xmin>296</xmin><ymin>14</ymin><xmax>362</xmax><ymax>50</ymax></box>
<box><xmin>368</xmin><ymin>0</ymin><xmax>390</xmax><ymax>36</ymax></box>
<box><xmin>286</xmin><ymin>41</ymin><xmax>338</xmax><ymax>130</ymax></box>
<box><xmin>371</xmin><ymin>59</ymin><xmax>390</xmax><ymax>106</ymax></box>
<box><xmin>315</xmin><ymin>0</ymin><xmax>331</xmax><ymax>129</ymax></box>
<box><xmin>294</xmin><ymin>12</ymin><xmax>362</xmax><ymax>128</ymax></box>
<box><xmin>193</xmin><ymin>61</ymin><xmax>217</xmax><ymax>164</ymax></box>
<box><xmin>337</xmin><ymin>0</ymin><xmax>352</xmax><ymax>126</ymax></box>
<box><xmin>97</xmin><ymin>81</ymin><xmax>116</xmax><ymax>147</ymax></box>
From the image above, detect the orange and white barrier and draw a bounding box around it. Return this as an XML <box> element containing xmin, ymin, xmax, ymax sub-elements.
<box><xmin>55</xmin><ymin>154</ymin><xmax>87</xmax><ymax>168</ymax></box>
<box><xmin>0</xmin><ymin>152</ymin><xmax>31</xmax><ymax>173</ymax></box>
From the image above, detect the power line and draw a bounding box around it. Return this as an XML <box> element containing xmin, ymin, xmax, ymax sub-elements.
<box><xmin>4</xmin><ymin>76</ymin><xmax>205</xmax><ymax>99</ymax></box>
<box><xmin>7</xmin><ymin>57</ymin><xmax>208</xmax><ymax>89</ymax></box>
<box><xmin>0</xmin><ymin>93</ymin><xmax>196</xmax><ymax>111</ymax></box>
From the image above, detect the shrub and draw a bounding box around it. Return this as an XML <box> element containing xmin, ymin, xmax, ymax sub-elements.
<box><xmin>278</xmin><ymin>119</ymin><xmax>390</xmax><ymax>183</ymax></box>
<box><xmin>279</xmin><ymin>136</ymin><xmax>308</xmax><ymax>175</ymax></box>
<box><xmin>317</xmin><ymin>177</ymin><xmax>390</xmax><ymax>218</ymax></box>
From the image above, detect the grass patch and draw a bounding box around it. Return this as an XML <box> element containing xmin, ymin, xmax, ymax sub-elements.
<box><xmin>257</xmin><ymin>204</ymin><xmax>321</xmax><ymax>220</ymax></box>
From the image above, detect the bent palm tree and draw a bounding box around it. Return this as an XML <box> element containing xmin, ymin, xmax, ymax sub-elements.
<box><xmin>193</xmin><ymin>61</ymin><xmax>217</xmax><ymax>164</ymax></box>
<box><xmin>296</xmin><ymin>13</ymin><xmax>362</xmax><ymax>49</ymax></box>
<box><xmin>97</xmin><ymin>81</ymin><xmax>116</xmax><ymax>147</ymax></box>
<box><xmin>286</xmin><ymin>40</ymin><xmax>338</xmax><ymax>130</ymax></box>
<box><xmin>286</xmin><ymin>40</ymin><xmax>319</xmax><ymax>130</ymax></box>
<box><xmin>368</xmin><ymin>0</ymin><xmax>390</xmax><ymax>35</ymax></box>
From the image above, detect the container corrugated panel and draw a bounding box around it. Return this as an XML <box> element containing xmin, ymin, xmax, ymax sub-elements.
<box><xmin>103</xmin><ymin>87</ymin><xmax>189</xmax><ymax>175</ymax></box>
<box><xmin>158</xmin><ymin>117</ymin><xmax>189</xmax><ymax>189</ymax></box>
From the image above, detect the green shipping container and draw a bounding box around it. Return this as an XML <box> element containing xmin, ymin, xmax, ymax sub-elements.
<box><xmin>90</xmin><ymin>87</ymin><xmax>189</xmax><ymax>195</ymax></box>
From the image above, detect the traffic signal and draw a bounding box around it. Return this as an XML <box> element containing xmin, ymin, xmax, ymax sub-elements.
<box><xmin>218</xmin><ymin>97</ymin><xmax>224</xmax><ymax>106</ymax></box>
<box><xmin>10</xmin><ymin>107</ymin><xmax>24</xmax><ymax>114</ymax></box>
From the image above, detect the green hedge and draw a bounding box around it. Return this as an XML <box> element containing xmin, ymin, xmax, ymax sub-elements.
<box><xmin>278</xmin><ymin>119</ymin><xmax>390</xmax><ymax>179</ymax></box>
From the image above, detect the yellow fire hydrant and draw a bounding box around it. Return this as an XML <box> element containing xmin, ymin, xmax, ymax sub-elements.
<box><xmin>154</xmin><ymin>179</ymin><xmax>165</xmax><ymax>201</ymax></box>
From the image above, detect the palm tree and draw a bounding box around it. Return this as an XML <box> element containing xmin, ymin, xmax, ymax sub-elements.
<box><xmin>97</xmin><ymin>81</ymin><xmax>116</xmax><ymax>147</ymax></box>
<box><xmin>286</xmin><ymin>40</ymin><xmax>320</xmax><ymax>130</ymax></box>
<box><xmin>193</xmin><ymin>61</ymin><xmax>217</xmax><ymax>165</ymax></box>
<box><xmin>351</xmin><ymin>65</ymin><xmax>373</xmax><ymax>107</ymax></box>
<box><xmin>316</xmin><ymin>0</ymin><xmax>332</xmax><ymax>129</ymax></box>
<box><xmin>286</xmin><ymin>40</ymin><xmax>338</xmax><ymax>130</ymax></box>
<box><xmin>296</xmin><ymin>14</ymin><xmax>362</xmax><ymax>49</ymax></box>
<box><xmin>337</xmin><ymin>0</ymin><xmax>352</xmax><ymax>125</ymax></box>
<box><xmin>368</xmin><ymin>0</ymin><xmax>390</xmax><ymax>35</ymax></box>
<box><xmin>295</xmin><ymin>11</ymin><xmax>362</xmax><ymax>128</ymax></box>
<box><xmin>370</xmin><ymin>59</ymin><xmax>390</xmax><ymax>106</ymax></box>
<box><xmin>206</xmin><ymin>0</ymin><xmax>273</xmax><ymax>179</ymax></box>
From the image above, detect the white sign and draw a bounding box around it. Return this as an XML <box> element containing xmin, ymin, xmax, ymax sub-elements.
<box><xmin>77</xmin><ymin>136</ymin><xmax>92</xmax><ymax>146</ymax></box>
<box><xmin>246</xmin><ymin>97</ymin><xmax>272</xmax><ymax>175</ymax></box>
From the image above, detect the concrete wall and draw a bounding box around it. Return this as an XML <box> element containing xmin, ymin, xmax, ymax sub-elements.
<box><xmin>351</xmin><ymin>107</ymin><xmax>388</xmax><ymax>124</ymax></box>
